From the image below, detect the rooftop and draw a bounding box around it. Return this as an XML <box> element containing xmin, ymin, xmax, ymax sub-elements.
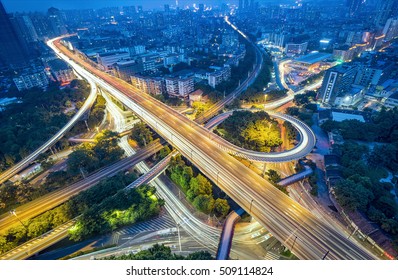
<box><xmin>332</xmin><ymin>111</ymin><xmax>365</xmax><ymax>122</ymax></box>
<box><xmin>189</xmin><ymin>89</ymin><xmax>203</xmax><ymax>96</ymax></box>
<box><xmin>47</xmin><ymin>59</ymin><xmax>70</xmax><ymax>71</ymax></box>
<box><xmin>294</xmin><ymin>52</ymin><xmax>332</xmax><ymax>65</ymax></box>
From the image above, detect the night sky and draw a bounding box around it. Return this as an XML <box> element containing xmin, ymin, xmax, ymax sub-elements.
<box><xmin>2</xmin><ymin>0</ymin><xmax>293</xmax><ymax>13</ymax></box>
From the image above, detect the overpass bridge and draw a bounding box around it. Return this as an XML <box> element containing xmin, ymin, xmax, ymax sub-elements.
<box><xmin>49</xmin><ymin>30</ymin><xmax>376</xmax><ymax>259</ymax></box>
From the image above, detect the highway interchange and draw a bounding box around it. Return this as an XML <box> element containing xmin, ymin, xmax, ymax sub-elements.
<box><xmin>0</xmin><ymin>141</ymin><xmax>163</xmax><ymax>235</ymax></box>
<box><xmin>46</xmin><ymin>21</ymin><xmax>377</xmax><ymax>259</ymax></box>
<box><xmin>0</xmin><ymin>17</ymin><xmax>377</xmax><ymax>260</ymax></box>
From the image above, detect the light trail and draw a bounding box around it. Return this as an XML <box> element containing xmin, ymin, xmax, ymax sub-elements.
<box><xmin>48</xmin><ymin>33</ymin><xmax>377</xmax><ymax>260</ymax></box>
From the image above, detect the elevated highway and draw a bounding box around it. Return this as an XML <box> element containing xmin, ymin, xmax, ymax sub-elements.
<box><xmin>0</xmin><ymin>141</ymin><xmax>163</xmax><ymax>234</ymax></box>
<box><xmin>194</xmin><ymin>16</ymin><xmax>263</xmax><ymax>124</ymax></box>
<box><xmin>205</xmin><ymin>110</ymin><xmax>316</xmax><ymax>162</ymax></box>
<box><xmin>49</xmin><ymin>34</ymin><xmax>376</xmax><ymax>259</ymax></box>
<box><xmin>0</xmin><ymin>76</ymin><xmax>98</xmax><ymax>185</ymax></box>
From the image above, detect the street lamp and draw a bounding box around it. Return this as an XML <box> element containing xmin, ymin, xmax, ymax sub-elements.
<box><xmin>249</xmin><ymin>199</ymin><xmax>254</xmax><ymax>213</ymax></box>
<box><xmin>176</xmin><ymin>223</ymin><xmax>182</xmax><ymax>252</ymax></box>
<box><xmin>291</xmin><ymin>235</ymin><xmax>298</xmax><ymax>252</ymax></box>
<box><xmin>10</xmin><ymin>210</ymin><xmax>28</xmax><ymax>231</ymax></box>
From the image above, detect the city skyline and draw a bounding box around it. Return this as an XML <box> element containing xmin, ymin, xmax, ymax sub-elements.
<box><xmin>2</xmin><ymin>0</ymin><xmax>297</xmax><ymax>12</ymax></box>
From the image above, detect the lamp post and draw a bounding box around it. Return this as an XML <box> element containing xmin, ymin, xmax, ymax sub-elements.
<box><xmin>176</xmin><ymin>223</ymin><xmax>182</xmax><ymax>252</ymax></box>
<box><xmin>249</xmin><ymin>199</ymin><xmax>254</xmax><ymax>213</ymax></box>
<box><xmin>10</xmin><ymin>210</ymin><xmax>28</xmax><ymax>231</ymax></box>
<box><xmin>291</xmin><ymin>235</ymin><xmax>298</xmax><ymax>252</ymax></box>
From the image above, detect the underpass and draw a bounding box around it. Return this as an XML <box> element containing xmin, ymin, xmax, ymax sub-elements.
<box><xmin>49</xmin><ymin>32</ymin><xmax>377</xmax><ymax>260</ymax></box>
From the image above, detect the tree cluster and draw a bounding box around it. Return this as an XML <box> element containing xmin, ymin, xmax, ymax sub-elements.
<box><xmin>130</xmin><ymin>122</ymin><xmax>154</xmax><ymax>147</ymax></box>
<box><xmin>216</xmin><ymin>111</ymin><xmax>282</xmax><ymax>152</ymax></box>
<box><xmin>63</xmin><ymin>94</ymin><xmax>107</xmax><ymax>137</ymax></box>
<box><xmin>293</xmin><ymin>91</ymin><xmax>317</xmax><ymax>106</ymax></box>
<box><xmin>0</xmin><ymin>173</ymin><xmax>137</xmax><ymax>254</ymax></box>
<box><xmin>285</xmin><ymin>106</ymin><xmax>315</xmax><ymax>126</ymax></box>
<box><xmin>0</xmin><ymin>80</ymin><xmax>90</xmax><ymax>172</ymax></box>
<box><xmin>331</xmin><ymin>141</ymin><xmax>398</xmax><ymax>241</ymax></box>
<box><xmin>265</xmin><ymin>169</ymin><xmax>288</xmax><ymax>194</ymax></box>
<box><xmin>321</xmin><ymin>108</ymin><xmax>398</xmax><ymax>170</ymax></box>
<box><xmin>67</xmin><ymin>130</ymin><xmax>125</xmax><ymax>178</ymax></box>
<box><xmin>168</xmin><ymin>155</ymin><xmax>230</xmax><ymax>217</ymax></box>
<box><xmin>69</xmin><ymin>184</ymin><xmax>163</xmax><ymax>241</ymax></box>
<box><xmin>0</xmin><ymin>131</ymin><xmax>124</xmax><ymax>214</ymax></box>
<box><xmin>283</xmin><ymin>121</ymin><xmax>297</xmax><ymax>142</ymax></box>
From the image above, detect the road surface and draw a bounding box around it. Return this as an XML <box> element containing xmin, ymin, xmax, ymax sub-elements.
<box><xmin>49</xmin><ymin>34</ymin><xmax>377</xmax><ymax>260</ymax></box>
<box><xmin>0</xmin><ymin>141</ymin><xmax>162</xmax><ymax>234</ymax></box>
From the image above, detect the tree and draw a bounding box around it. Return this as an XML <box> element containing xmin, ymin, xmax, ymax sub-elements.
<box><xmin>334</xmin><ymin>179</ymin><xmax>374</xmax><ymax>211</ymax></box>
<box><xmin>131</xmin><ymin>122</ymin><xmax>153</xmax><ymax>146</ymax></box>
<box><xmin>368</xmin><ymin>144</ymin><xmax>398</xmax><ymax>170</ymax></box>
<box><xmin>189</xmin><ymin>174</ymin><xmax>212</xmax><ymax>197</ymax></box>
<box><xmin>172</xmin><ymin>62</ymin><xmax>189</xmax><ymax>72</ymax></box>
<box><xmin>284</xmin><ymin>121</ymin><xmax>297</xmax><ymax>141</ymax></box>
<box><xmin>67</xmin><ymin>147</ymin><xmax>98</xmax><ymax>176</ymax></box>
<box><xmin>159</xmin><ymin>146</ymin><xmax>171</xmax><ymax>159</ymax></box>
<box><xmin>94</xmin><ymin>130</ymin><xmax>124</xmax><ymax>165</ymax></box>
<box><xmin>286</xmin><ymin>107</ymin><xmax>300</xmax><ymax>116</ymax></box>
<box><xmin>213</xmin><ymin>198</ymin><xmax>230</xmax><ymax>217</ymax></box>
<box><xmin>293</xmin><ymin>94</ymin><xmax>310</xmax><ymax>106</ymax></box>
<box><xmin>266</xmin><ymin>169</ymin><xmax>281</xmax><ymax>184</ymax></box>
<box><xmin>217</xmin><ymin>111</ymin><xmax>281</xmax><ymax>152</ymax></box>
<box><xmin>102</xmin><ymin>244</ymin><xmax>213</xmax><ymax>260</ymax></box>
<box><xmin>192</xmin><ymin>195</ymin><xmax>214</xmax><ymax>214</ymax></box>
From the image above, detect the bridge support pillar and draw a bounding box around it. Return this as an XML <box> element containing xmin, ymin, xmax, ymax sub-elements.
<box><xmin>262</xmin><ymin>162</ymin><xmax>267</xmax><ymax>177</ymax></box>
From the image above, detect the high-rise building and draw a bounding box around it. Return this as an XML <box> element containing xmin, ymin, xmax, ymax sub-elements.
<box><xmin>346</xmin><ymin>0</ymin><xmax>364</xmax><ymax>16</ymax></box>
<box><xmin>11</xmin><ymin>15</ymin><xmax>38</xmax><ymax>43</ymax></box>
<box><xmin>208</xmin><ymin>66</ymin><xmax>231</xmax><ymax>88</ymax></box>
<box><xmin>47</xmin><ymin>7</ymin><xmax>67</xmax><ymax>37</ymax></box>
<box><xmin>13</xmin><ymin>71</ymin><xmax>49</xmax><ymax>91</ymax></box>
<box><xmin>177</xmin><ymin>77</ymin><xmax>194</xmax><ymax>97</ymax></box>
<box><xmin>96</xmin><ymin>51</ymin><xmax>131</xmax><ymax>71</ymax></box>
<box><xmin>165</xmin><ymin>77</ymin><xmax>194</xmax><ymax>97</ymax></box>
<box><xmin>319</xmin><ymin>65</ymin><xmax>357</xmax><ymax>104</ymax></box>
<box><xmin>382</xmin><ymin>17</ymin><xmax>398</xmax><ymax>41</ymax></box>
<box><xmin>166</xmin><ymin>78</ymin><xmax>179</xmax><ymax>96</ymax></box>
<box><xmin>30</xmin><ymin>12</ymin><xmax>52</xmax><ymax>39</ymax></box>
<box><xmin>285</xmin><ymin>42</ymin><xmax>308</xmax><ymax>56</ymax></box>
<box><xmin>0</xmin><ymin>1</ymin><xmax>29</xmax><ymax>68</ymax></box>
<box><xmin>47</xmin><ymin>59</ymin><xmax>75</xmax><ymax>84</ymax></box>
<box><xmin>354</xmin><ymin>62</ymin><xmax>394</xmax><ymax>87</ymax></box>
<box><xmin>131</xmin><ymin>75</ymin><xmax>165</xmax><ymax>96</ymax></box>
<box><xmin>374</xmin><ymin>0</ymin><xmax>397</xmax><ymax>27</ymax></box>
<box><xmin>114</xmin><ymin>59</ymin><xmax>144</xmax><ymax>81</ymax></box>
<box><xmin>9</xmin><ymin>14</ymin><xmax>33</xmax><ymax>57</ymax></box>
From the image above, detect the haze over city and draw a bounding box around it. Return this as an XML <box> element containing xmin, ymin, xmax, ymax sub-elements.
<box><xmin>2</xmin><ymin>0</ymin><xmax>296</xmax><ymax>12</ymax></box>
